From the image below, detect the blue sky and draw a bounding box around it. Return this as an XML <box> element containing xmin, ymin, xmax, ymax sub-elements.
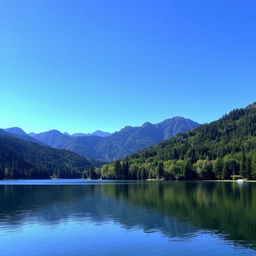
<box><xmin>1</xmin><ymin>0</ymin><xmax>256</xmax><ymax>133</ymax></box>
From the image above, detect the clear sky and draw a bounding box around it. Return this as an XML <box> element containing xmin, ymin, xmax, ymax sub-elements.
<box><xmin>0</xmin><ymin>0</ymin><xmax>256</xmax><ymax>134</ymax></box>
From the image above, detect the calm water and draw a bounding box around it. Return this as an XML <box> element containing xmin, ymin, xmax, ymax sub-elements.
<box><xmin>0</xmin><ymin>180</ymin><xmax>256</xmax><ymax>256</ymax></box>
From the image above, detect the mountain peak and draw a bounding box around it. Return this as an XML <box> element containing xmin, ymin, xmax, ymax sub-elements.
<box><xmin>45</xmin><ymin>129</ymin><xmax>63</xmax><ymax>136</ymax></box>
<box><xmin>120</xmin><ymin>126</ymin><xmax>133</xmax><ymax>132</ymax></box>
<box><xmin>142</xmin><ymin>122</ymin><xmax>153</xmax><ymax>128</ymax></box>
<box><xmin>161</xmin><ymin>116</ymin><xmax>191</xmax><ymax>123</ymax></box>
<box><xmin>5</xmin><ymin>127</ymin><xmax>27</xmax><ymax>136</ymax></box>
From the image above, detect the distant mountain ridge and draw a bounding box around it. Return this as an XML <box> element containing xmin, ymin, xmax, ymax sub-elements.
<box><xmin>1</xmin><ymin>128</ymin><xmax>43</xmax><ymax>145</ymax></box>
<box><xmin>5</xmin><ymin>116</ymin><xmax>200</xmax><ymax>162</ymax></box>
<box><xmin>5</xmin><ymin>127</ymin><xmax>27</xmax><ymax>136</ymax></box>
<box><xmin>94</xmin><ymin>117</ymin><xmax>200</xmax><ymax>161</ymax></box>
<box><xmin>28</xmin><ymin>130</ymin><xmax>111</xmax><ymax>138</ymax></box>
<box><xmin>63</xmin><ymin>130</ymin><xmax>111</xmax><ymax>137</ymax></box>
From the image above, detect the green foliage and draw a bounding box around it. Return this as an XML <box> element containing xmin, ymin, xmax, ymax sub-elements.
<box><xmin>82</xmin><ymin>171</ymin><xmax>88</xmax><ymax>179</ymax></box>
<box><xmin>0</xmin><ymin>135</ymin><xmax>101</xmax><ymax>179</ymax></box>
<box><xmin>86</xmin><ymin>166</ymin><xmax>100</xmax><ymax>179</ymax></box>
<box><xmin>114</xmin><ymin>160</ymin><xmax>123</xmax><ymax>179</ymax></box>
<box><xmin>213</xmin><ymin>158</ymin><xmax>223</xmax><ymax>179</ymax></box>
<box><xmin>156</xmin><ymin>162</ymin><xmax>164</xmax><ymax>179</ymax></box>
<box><xmin>183</xmin><ymin>159</ymin><xmax>197</xmax><ymax>180</ymax></box>
<box><xmin>100</xmin><ymin>103</ymin><xmax>256</xmax><ymax>180</ymax></box>
<box><xmin>240</xmin><ymin>152</ymin><xmax>247</xmax><ymax>178</ymax></box>
<box><xmin>251</xmin><ymin>152</ymin><xmax>256</xmax><ymax>179</ymax></box>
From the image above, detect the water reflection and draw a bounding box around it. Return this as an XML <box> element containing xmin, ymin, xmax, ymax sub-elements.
<box><xmin>0</xmin><ymin>181</ymin><xmax>256</xmax><ymax>252</ymax></box>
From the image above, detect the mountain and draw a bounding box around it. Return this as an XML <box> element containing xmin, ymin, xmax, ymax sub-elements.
<box><xmin>5</xmin><ymin>127</ymin><xmax>27</xmax><ymax>136</ymax></box>
<box><xmin>2</xmin><ymin>128</ymin><xmax>43</xmax><ymax>144</ymax></box>
<box><xmin>30</xmin><ymin>129</ymin><xmax>68</xmax><ymax>146</ymax></box>
<box><xmin>94</xmin><ymin>117</ymin><xmax>200</xmax><ymax>161</ymax></box>
<box><xmin>0</xmin><ymin>134</ymin><xmax>102</xmax><ymax>180</ymax></box>
<box><xmin>91</xmin><ymin>130</ymin><xmax>111</xmax><ymax>137</ymax></box>
<box><xmin>100</xmin><ymin>103</ymin><xmax>256</xmax><ymax>180</ymax></box>
<box><xmin>30</xmin><ymin>130</ymin><xmax>102</xmax><ymax>159</ymax></box>
<box><xmin>71</xmin><ymin>133</ymin><xmax>86</xmax><ymax>137</ymax></box>
<box><xmin>29</xmin><ymin>117</ymin><xmax>200</xmax><ymax>161</ymax></box>
<box><xmin>71</xmin><ymin>130</ymin><xmax>111</xmax><ymax>137</ymax></box>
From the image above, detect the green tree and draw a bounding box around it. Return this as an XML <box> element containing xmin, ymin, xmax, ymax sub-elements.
<box><xmin>213</xmin><ymin>158</ymin><xmax>224</xmax><ymax>180</ymax></box>
<box><xmin>202</xmin><ymin>161</ymin><xmax>214</xmax><ymax>180</ymax></box>
<box><xmin>157</xmin><ymin>162</ymin><xmax>164</xmax><ymax>179</ymax></box>
<box><xmin>122</xmin><ymin>161</ymin><xmax>129</xmax><ymax>180</ymax></box>
<box><xmin>222</xmin><ymin>161</ymin><xmax>231</xmax><ymax>180</ymax></box>
<box><xmin>246</xmin><ymin>156</ymin><xmax>252</xmax><ymax>179</ymax></box>
<box><xmin>114</xmin><ymin>160</ymin><xmax>123</xmax><ymax>179</ymax></box>
<box><xmin>228</xmin><ymin>159</ymin><xmax>239</xmax><ymax>178</ymax></box>
<box><xmin>138</xmin><ymin>167</ymin><xmax>147</xmax><ymax>180</ymax></box>
<box><xmin>240</xmin><ymin>152</ymin><xmax>247</xmax><ymax>178</ymax></box>
<box><xmin>183</xmin><ymin>159</ymin><xmax>197</xmax><ymax>180</ymax></box>
<box><xmin>251</xmin><ymin>152</ymin><xmax>256</xmax><ymax>179</ymax></box>
<box><xmin>88</xmin><ymin>166</ymin><xmax>98</xmax><ymax>179</ymax></box>
<box><xmin>129</xmin><ymin>165</ymin><xmax>138</xmax><ymax>180</ymax></box>
<box><xmin>82</xmin><ymin>171</ymin><xmax>87</xmax><ymax>179</ymax></box>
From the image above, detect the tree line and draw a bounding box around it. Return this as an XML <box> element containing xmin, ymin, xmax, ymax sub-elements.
<box><xmin>98</xmin><ymin>151</ymin><xmax>256</xmax><ymax>180</ymax></box>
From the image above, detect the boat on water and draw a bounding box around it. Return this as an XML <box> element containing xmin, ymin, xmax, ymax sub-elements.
<box><xmin>237</xmin><ymin>179</ymin><xmax>246</xmax><ymax>183</ymax></box>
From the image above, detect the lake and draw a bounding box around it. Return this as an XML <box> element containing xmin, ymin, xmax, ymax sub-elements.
<box><xmin>0</xmin><ymin>180</ymin><xmax>256</xmax><ymax>256</ymax></box>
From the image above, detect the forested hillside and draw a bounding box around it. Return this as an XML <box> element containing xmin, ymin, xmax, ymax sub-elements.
<box><xmin>100</xmin><ymin>103</ymin><xmax>256</xmax><ymax>180</ymax></box>
<box><xmin>0</xmin><ymin>135</ymin><xmax>101</xmax><ymax>179</ymax></box>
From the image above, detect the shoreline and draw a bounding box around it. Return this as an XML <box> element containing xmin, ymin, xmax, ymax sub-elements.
<box><xmin>1</xmin><ymin>178</ymin><xmax>256</xmax><ymax>183</ymax></box>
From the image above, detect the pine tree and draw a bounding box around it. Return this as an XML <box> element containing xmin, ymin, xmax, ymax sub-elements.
<box><xmin>183</xmin><ymin>159</ymin><xmax>197</xmax><ymax>180</ymax></box>
<box><xmin>240</xmin><ymin>152</ymin><xmax>247</xmax><ymax>178</ymax></box>
<box><xmin>114</xmin><ymin>160</ymin><xmax>122</xmax><ymax>179</ymax></box>
<box><xmin>246</xmin><ymin>156</ymin><xmax>252</xmax><ymax>179</ymax></box>
<box><xmin>157</xmin><ymin>162</ymin><xmax>164</xmax><ymax>179</ymax></box>
<box><xmin>122</xmin><ymin>161</ymin><xmax>129</xmax><ymax>180</ymax></box>
<box><xmin>251</xmin><ymin>152</ymin><xmax>256</xmax><ymax>179</ymax></box>
<box><xmin>222</xmin><ymin>161</ymin><xmax>231</xmax><ymax>180</ymax></box>
<box><xmin>82</xmin><ymin>171</ymin><xmax>87</xmax><ymax>179</ymax></box>
<box><xmin>204</xmin><ymin>161</ymin><xmax>214</xmax><ymax>180</ymax></box>
<box><xmin>88</xmin><ymin>166</ymin><xmax>97</xmax><ymax>179</ymax></box>
<box><xmin>213</xmin><ymin>158</ymin><xmax>224</xmax><ymax>180</ymax></box>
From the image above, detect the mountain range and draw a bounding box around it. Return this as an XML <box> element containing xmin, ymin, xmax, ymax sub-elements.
<box><xmin>5</xmin><ymin>116</ymin><xmax>200</xmax><ymax>162</ymax></box>
<box><xmin>2</xmin><ymin>127</ymin><xmax>44</xmax><ymax>144</ymax></box>
<box><xmin>0</xmin><ymin>115</ymin><xmax>199</xmax><ymax>179</ymax></box>
<box><xmin>30</xmin><ymin>130</ymin><xmax>112</xmax><ymax>138</ymax></box>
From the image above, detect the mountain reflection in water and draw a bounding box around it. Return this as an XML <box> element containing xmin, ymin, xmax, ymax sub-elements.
<box><xmin>0</xmin><ymin>181</ymin><xmax>255</xmax><ymax>256</ymax></box>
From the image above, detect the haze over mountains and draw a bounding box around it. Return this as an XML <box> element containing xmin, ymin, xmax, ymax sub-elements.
<box><xmin>3</xmin><ymin>116</ymin><xmax>200</xmax><ymax>162</ymax></box>
<box><xmin>30</xmin><ymin>130</ymin><xmax>112</xmax><ymax>138</ymax></box>
<box><xmin>71</xmin><ymin>130</ymin><xmax>111</xmax><ymax>137</ymax></box>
